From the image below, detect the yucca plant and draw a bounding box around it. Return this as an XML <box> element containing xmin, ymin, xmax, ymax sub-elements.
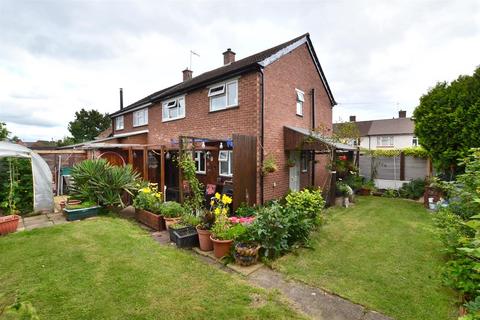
<box><xmin>71</xmin><ymin>159</ymin><xmax>141</xmax><ymax>207</ymax></box>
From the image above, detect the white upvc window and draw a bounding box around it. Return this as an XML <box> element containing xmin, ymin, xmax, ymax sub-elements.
<box><xmin>209</xmin><ymin>79</ymin><xmax>238</xmax><ymax>112</ymax></box>
<box><xmin>377</xmin><ymin>136</ymin><xmax>394</xmax><ymax>147</ymax></box>
<box><xmin>162</xmin><ymin>96</ymin><xmax>186</xmax><ymax>122</ymax></box>
<box><xmin>412</xmin><ymin>136</ymin><xmax>418</xmax><ymax>146</ymax></box>
<box><xmin>115</xmin><ymin>115</ymin><xmax>124</xmax><ymax>130</ymax></box>
<box><xmin>296</xmin><ymin>89</ymin><xmax>304</xmax><ymax>116</ymax></box>
<box><xmin>219</xmin><ymin>150</ymin><xmax>233</xmax><ymax>177</ymax></box>
<box><xmin>133</xmin><ymin>108</ymin><xmax>148</xmax><ymax>127</ymax></box>
<box><xmin>195</xmin><ymin>151</ymin><xmax>206</xmax><ymax>174</ymax></box>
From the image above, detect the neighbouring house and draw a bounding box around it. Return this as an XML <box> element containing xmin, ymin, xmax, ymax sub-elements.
<box><xmin>334</xmin><ymin>111</ymin><xmax>417</xmax><ymax>150</ymax></box>
<box><xmin>76</xmin><ymin>33</ymin><xmax>354</xmax><ymax>208</ymax></box>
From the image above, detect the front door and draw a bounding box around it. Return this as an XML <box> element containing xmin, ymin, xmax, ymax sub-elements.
<box><xmin>289</xmin><ymin>151</ymin><xmax>300</xmax><ymax>191</ymax></box>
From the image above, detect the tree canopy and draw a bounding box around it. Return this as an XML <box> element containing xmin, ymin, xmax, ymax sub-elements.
<box><xmin>0</xmin><ymin>122</ymin><xmax>9</xmax><ymax>140</ymax></box>
<box><xmin>413</xmin><ymin>66</ymin><xmax>480</xmax><ymax>175</ymax></box>
<box><xmin>68</xmin><ymin>109</ymin><xmax>111</xmax><ymax>143</ymax></box>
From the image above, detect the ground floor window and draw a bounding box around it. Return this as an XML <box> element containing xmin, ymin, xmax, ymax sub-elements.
<box><xmin>301</xmin><ymin>152</ymin><xmax>308</xmax><ymax>172</ymax></box>
<box><xmin>195</xmin><ymin>151</ymin><xmax>206</xmax><ymax>174</ymax></box>
<box><xmin>219</xmin><ymin>150</ymin><xmax>233</xmax><ymax>177</ymax></box>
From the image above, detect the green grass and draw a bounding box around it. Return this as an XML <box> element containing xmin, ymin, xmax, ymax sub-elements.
<box><xmin>274</xmin><ymin>196</ymin><xmax>458</xmax><ymax>320</ymax></box>
<box><xmin>0</xmin><ymin>217</ymin><xmax>303</xmax><ymax>320</ymax></box>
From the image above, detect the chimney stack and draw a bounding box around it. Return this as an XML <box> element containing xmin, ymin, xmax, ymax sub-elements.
<box><xmin>398</xmin><ymin>110</ymin><xmax>406</xmax><ymax>118</ymax></box>
<box><xmin>223</xmin><ymin>48</ymin><xmax>236</xmax><ymax>65</ymax></box>
<box><xmin>182</xmin><ymin>68</ymin><xmax>193</xmax><ymax>81</ymax></box>
<box><xmin>119</xmin><ymin>88</ymin><xmax>123</xmax><ymax>110</ymax></box>
<box><xmin>349</xmin><ymin>115</ymin><xmax>356</xmax><ymax>122</ymax></box>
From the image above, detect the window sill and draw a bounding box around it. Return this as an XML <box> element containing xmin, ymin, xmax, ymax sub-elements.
<box><xmin>162</xmin><ymin>116</ymin><xmax>186</xmax><ymax>123</ymax></box>
<box><xmin>196</xmin><ymin>172</ymin><xmax>206</xmax><ymax>175</ymax></box>
<box><xmin>115</xmin><ymin>128</ymin><xmax>124</xmax><ymax>131</ymax></box>
<box><xmin>296</xmin><ymin>113</ymin><xmax>303</xmax><ymax>117</ymax></box>
<box><xmin>133</xmin><ymin>124</ymin><xmax>148</xmax><ymax>128</ymax></box>
<box><xmin>219</xmin><ymin>174</ymin><xmax>233</xmax><ymax>178</ymax></box>
<box><xmin>209</xmin><ymin>105</ymin><xmax>239</xmax><ymax>114</ymax></box>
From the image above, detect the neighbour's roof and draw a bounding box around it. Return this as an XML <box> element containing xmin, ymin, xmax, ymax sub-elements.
<box><xmin>111</xmin><ymin>33</ymin><xmax>335</xmax><ymax>117</ymax></box>
<box><xmin>333</xmin><ymin>117</ymin><xmax>414</xmax><ymax>136</ymax></box>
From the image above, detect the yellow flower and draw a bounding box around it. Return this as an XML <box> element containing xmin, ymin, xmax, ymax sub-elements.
<box><xmin>140</xmin><ymin>187</ymin><xmax>151</xmax><ymax>193</ymax></box>
<box><xmin>222</xmin><ymin>208</ymin><xmax>227</xmax><ymax>215</ymax></box>
<box><xmin>210</xmin><ymin>200</ymin><xmax>214</xmax><ymax>206</ymax></box>
<box><xmin>215</xmin><ymin>193</ymin><xmax>221</xmax><ymax>200</ymax></box>
<box><xmin>214</xmin><ymin>208</ymin><xmax>221</xmax><ymax>215</ymax></box>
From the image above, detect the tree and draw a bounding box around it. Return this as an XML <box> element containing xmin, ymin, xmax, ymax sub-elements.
<box><xmin>0</xmin><ymin>122</ymin><xmax>9</xmax><ymax>140</ymax></box>
<box><xmin>333</xmin><ymin>121</ymin><xmax>360</xmax><ymax>145</ymax></box>
<box><xmin>68</xmin><ymin>108</ymin><xmax>111</xmax><ymax>143</ymax></box>
<box><xmin>414</xmin><ymin>66</ymin><xmax>480</xmax><ymax>176</ymax></box>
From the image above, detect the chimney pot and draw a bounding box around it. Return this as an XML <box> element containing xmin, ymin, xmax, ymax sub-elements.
<box><xmin>182</xmin><ymin>68</ymin><xmax>193</xmax><ymax>81</ymax></box>
<box><xmin>399</xmin><ymin>110</ymin><xmax>406</xmax><ymax>118</ymax></box>
<box><xmin>119</xmin><ymin>88</ymin><xmax>123</xmax><ymax>110</ymax></box>
<box><xmin>349</xmin><ymin>115</ymin><xmax>356</xmax><ymax>122</ymax></box>
<box><xmin>223</xmin><ymin>48</ymin><xmax>236</xmax><ymax>65</ymax></box>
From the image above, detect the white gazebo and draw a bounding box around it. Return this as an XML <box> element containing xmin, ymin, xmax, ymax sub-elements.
<box><xmin>0</xmin><ymin>141</ymin><xmax>54</xmax><ymax>213</ymax></box>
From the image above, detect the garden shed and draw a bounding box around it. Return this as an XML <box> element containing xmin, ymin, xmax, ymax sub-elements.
<box><xmin>0</xmin><ymin>141</ymin><xmax>54</xmax><ymax>212</ymax></box>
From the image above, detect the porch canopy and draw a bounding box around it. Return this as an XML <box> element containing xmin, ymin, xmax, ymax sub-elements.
<box><xmin>283</xmin><ymin>126</ymin><xmax>357</xmax><ymax>152</ymax></box>
<box><xmin>0</xmin><ymin>141</ymin><xmax>54</xmax><ymax>213</ymax></box>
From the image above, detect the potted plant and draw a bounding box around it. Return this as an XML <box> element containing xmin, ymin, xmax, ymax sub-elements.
<box><xmin>160</xmin><ymin>201</ymin><xmax>184</xmax><ymax>229</ymax></box>
<box><xmin>262</xmin><ymin>156</ymin><xmax>278</xmax><ymax>174</ymax></box>
<box><xmin>231</xmin><ymin>216</ymin><xmax>259</xmax><ymax>266</ymax></box>
<box><xmin>0</xmin><ymin>213</ymin><xmax>20</xmax><ymax>236</ymax></box>
<box><xmin>63</xmin><ymin>200</ymin><xmax>101</xmax><ymax>221</ymax></box>
<box><xmin>133</xmin><ymin>184</ymin><xmax>165</xmax><ymax>231</ymax></box>
<box><xmin>169</xmin><ymin>214</ymin><xmax>200</xmax><ymax>248</ymax></box>
<box><xmin>358</xmin><ymin>180</ymin><xmax>375</xmax><ymax>196</ymax></box>
<box><xmin>196</xmin><ymin>210</ymin><xmax>215</xmax><ymax>251</ymax></box>
<box><xmin>286</xmin><ymin>158</ymin><xmax>296</xmax><ymax>168</ymax></box>
<box><xmin>335</xmin><ymin>182</ymin><xmax>351</xmax><ymax>207</ymax></box>
<box><xmin>59</xmin><ymin>198</ymin><xmax>82</xmax><ymax>211</ymax></box>
<box><xmin>209</xmin><ymin>193</ymin><xmax>236</xmax><ymax>258</ymax></box>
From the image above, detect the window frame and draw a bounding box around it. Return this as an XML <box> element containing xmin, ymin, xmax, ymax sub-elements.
<box><xmin>115</xmin><ymin>115</ymin><xmax>124</xmax><ymax>130</ymax></box>
<box><xmin>194</xmin><ymin>151</ymin><xmax>206</xmax><ymax>174</ymax></box>
<box><xmin>218</xmin><ymin>150</ymin><xmax>233</xmax><ymax>177</ymax></box>
<box><xmin>133</xmin><ymin>108</ymin><xmax>148</xmax><ymax>127</ymax></box>
<box><xmin>301</xmin><ymin>152</ymin><xmax>308</xmax><ymax>172</ymax></box>
<box><xmin>209</xmin><ymin>79</ymin><xmax>238</xmax><ymax>112</ymax></box>
<box><xmin>412</xmin><ymin>136</ymin><xmax>418</xmax><ymax>146</ymax></box>
<box><xmin>295</xmin><ymin>88</ymin><xmax>304</xmax><ymax>116</ymax></box>
<box><xmin>162</xmin><ymin>95</ymin><xmax>186</xmax><ymax>122</ymax></box>
<box><xmin>376</xmin><ymin>135</ymin><xmax>394</xmax><ymax>147</ymax></box>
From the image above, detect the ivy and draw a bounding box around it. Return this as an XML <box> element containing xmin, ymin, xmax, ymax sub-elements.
<box><xmin>361</xmin><ymin>146</ymin><xmax>428</xmax><ymax>158</ymax></box>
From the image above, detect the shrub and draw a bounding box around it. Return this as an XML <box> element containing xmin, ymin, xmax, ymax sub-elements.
<box><xmin>235</xmin><ymin>203</ymin><xmax>256</xmax><ymax>217</ymax></box>
<box><xmin>398</xmin><ymin>179</ymin><xmax>426</xmax><ymax>199</ymax></box>
<box><xmin>71</xmin><ymin>159</ymin><xmax>141</xmax><ymax>207</ymax></box>
<box><xmin>159</xmin><ymin>201</ymin><xmax>184</xmax><ymax>218</ymax></box>
<box><xmin>382</xmin><ymin>189</ymin><xmax>399</xmax><ymax>198</ymax></box>
<box><xmin>133</xmin><ymin>183</ymin><xmax>163</xmax><ymax>214</ymax></box>
<box><xmin>181</xmin><ymin>213</ymin><xmax>201</xmax><ymax>227</ymax></box>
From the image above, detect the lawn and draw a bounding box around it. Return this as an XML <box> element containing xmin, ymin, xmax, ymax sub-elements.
<box><xmin>0</xmin><ymin>217</ymin><xmax>303</xmax><ymax>320</ymax></box>
<box><xmin>274</xmin><ymin>196</ymin><xmax>458</xmax><ymax>320</ymax></box>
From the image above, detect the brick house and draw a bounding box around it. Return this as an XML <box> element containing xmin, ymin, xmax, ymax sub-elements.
<box><xmin>87</xmin><ymin>33</ymin><xmax>350</xmax><ymax>208</ymax></box>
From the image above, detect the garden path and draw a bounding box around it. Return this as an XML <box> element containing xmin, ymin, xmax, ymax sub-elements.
<box><xmin>18</xmin><ymin>212</ymin><xmax>68</xmax><ymax>231</ymax></box>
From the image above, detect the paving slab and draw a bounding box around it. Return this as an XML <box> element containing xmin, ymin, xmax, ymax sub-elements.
<box><xmin>22</xmin><ymin>214</ymin><xmax>54</xmax><ymax>230</ymax></box>
<box><xmin>151</xmin><ymin>231</ymin><xmax>171</xmax><ymax>245</ymax></box>
<box><xmin>247</xmin><ymin>267</ymin><xmax>393</xmax><ymax>320</ymax></box>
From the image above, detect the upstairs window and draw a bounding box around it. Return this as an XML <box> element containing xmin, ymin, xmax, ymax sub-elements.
<box><xmin>133</xmin><ymin>108</ymin><xmax>148</xmax><ymax>127</ymax></box>
<box><xmin>115</xmin><ymin>115</ymin><xmax>124</xmax><ymax>130</ymax></box>
<box><xmin>209</xmin><ymin>80</ymin><xmax>238</xmax><ymax>112</ymax></box>
<box><xmin>377</xmin><ymin>136</ymin><xmax>394</xmax><ymax>147</ymax></box>
<box><xmin>219</xmin><ymin>150</ymin><xmax>233</xmax><ymax>177</ymax></box>
<box><xmin>296</xmin><ymin>89</ymin><xmax>304</xmax><ymax>116</ymax></box>
<box><xmin>162</xmin><ymin>96</ymin><xmax>185</xmax><ymax>121</ymax></box>
<box><xmin>412</xmin><ymin>136</ymin><xmax>418</xmax><ymax>146</ymax></box>
<box><xmin>195</xmin><ymin>151</ymin><xmax>206</xmax><ymax>174</ymax></box>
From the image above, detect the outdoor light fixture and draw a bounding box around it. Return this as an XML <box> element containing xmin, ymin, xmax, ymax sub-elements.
<box><xmin>219</xmin><ymin>142</ymin><xmax>223</xmax><ymax>149</ymax></box>
<box><xmin>206</xmin><ymin>151</ymin><xmax>212</xmax><ymax>161</ymax></box>
<box><xmin>201</xmin><ymin>141</ymin><xmax>206</xmax><ymax>149</ymax></box>
<box><xmin>165</xmin><ymin>151</ymin><xmax>171</xmax><ymax>160</ymax></box>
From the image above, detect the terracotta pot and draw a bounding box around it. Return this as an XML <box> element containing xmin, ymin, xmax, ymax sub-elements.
<box><xmin>164</xmin><ymin>217</ymin><xmax>181</xmax><ymax>230</ymax></box>
<box><xmin>210</xmin><ymin>235</ymin><xmax>233</xmax><ymax>258</ymax></box>
<box><xmin>135</xmin><ymin>209</ymin><xmax>165</xmax><ymax>231</ymax></box>
<box><xmin>0</xmin><ymin>215</ymin><xmax>20</xmax><ymax>236</ymax></box>
<box><xmin>196</xmin><ymin>226</ymin><xmax>213</xmax><ymax>251</ymax></box>
<box><xmin>60</xmin><ymin>199</ymin><xmax>82</xmax><ymax>210</ymax></box>
<box><xmin>357</xmin><ymin>188</ymin><xmax>371</xmax><ymax>196</ymax></box>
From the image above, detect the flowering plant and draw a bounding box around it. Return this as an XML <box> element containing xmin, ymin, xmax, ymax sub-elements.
<box><xmin>133</xmin><ymin>183</ymin><xmax>163</xmax><ymax>214</ymax></box>
<box><xmin>210</xmin><ymin>192</ymin><xmax>232</xmax><ymax>217</ymax></box>
<box><xmin>229</xmin><ymin>216</ymin><xmax>256</xmax><ymax>225</ymax></box>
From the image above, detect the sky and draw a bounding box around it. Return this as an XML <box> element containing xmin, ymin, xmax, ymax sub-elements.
<box><xmin>0</xmin><ymin>0</ymin><xmax>479</xmax><ymax>141</ymax></box>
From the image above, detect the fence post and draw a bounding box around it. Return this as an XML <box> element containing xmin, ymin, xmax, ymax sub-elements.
<box><xmin>400</xmin><ymin>152</ymin><xmax>405</xmax><ymax>181</ymax></box>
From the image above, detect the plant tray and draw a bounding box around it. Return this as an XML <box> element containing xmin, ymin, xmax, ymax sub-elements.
<box><xmin>171</xmin><ymin>227</ymin><xmax>199</xmax><ymax>248</ymax></box>
<box><xmin>64</xmin><ymin>206</ymin><xmax>100</xmax><ymax>221</ymax></box>
<box><xmin>135</xmin><ymin>209</ymin><xmax>165</xmax><ymax>231</ymax></box>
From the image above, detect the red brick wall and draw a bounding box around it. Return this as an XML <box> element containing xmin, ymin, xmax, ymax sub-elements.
<box><xmin>112</xmin><ymin>111</ymin><xmax>149</xmax><ymax>136</ymax></box>
<box><xmin>262</xmin><ymin>43</ymin><xmax>333</xmax><ymax>201</ymax></box>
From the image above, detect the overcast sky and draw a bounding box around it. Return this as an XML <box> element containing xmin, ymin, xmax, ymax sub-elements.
<box><xmin>0</xmin><ymin>0</ymin><xmax>479</xmax><ymax>141</ymax></box>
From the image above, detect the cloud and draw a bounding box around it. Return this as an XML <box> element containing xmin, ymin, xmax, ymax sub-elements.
<box><xmin>0</xmin><ymin>0</ymin><xmax>479</xmax><ymax>140</ymax></box>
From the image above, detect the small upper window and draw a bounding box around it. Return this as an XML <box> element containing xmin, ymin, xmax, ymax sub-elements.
<box><xmin>115</xmin><ymin>115</ymin><xmax>124</xmax><ymax>130</ymax></box>
<box><xmin>209</xmin><ymin>80</ymin><xmax>238</xmax><ymax>112</ymax></box>
<box><xmin>195</xmin><ymin>151</ymin><xmax>206</xmax><ymax>174</ymax></box>
<box><xmin>133</xmin><ymin>108</ymin><xmax>148</xmax><ymax>127</ymax></box>
<box><xmin>162</xmin><ymin>96</ymin><xmax>185</xmax><ymax>121</ymax></box>
<box><xmin>219</xmin><ymin>150</ymin><xmax>233</xmax><ymax>177</ymax></box>
<box><xmin>377</xmin><ymin>136</ymin><xmax>394</xmax><ymax>147</ymax></box>
<box><xmin>412</xmin><ymin>136</ymin><xmax>418</xmax><ymax>146</ymax></box>
<box><xmin>296</xmin><ymin>89</ymin><xmax>304</xmax><ymax>116</ymax></box>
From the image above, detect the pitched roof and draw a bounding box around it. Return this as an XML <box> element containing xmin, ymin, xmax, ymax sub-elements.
<box><xmin>333</xmin><ymin>117</ymin><xmax>414</xmax><ymax>136</ymax></box>
<box><xmin>111</xmin><ymin>33</ymin><xmax>335</xmax><ymax>117</ymax></box>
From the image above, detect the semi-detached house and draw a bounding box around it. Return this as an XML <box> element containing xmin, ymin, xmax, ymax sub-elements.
<box><xmin>86</xmin><ymin>33</ymin><xmax>352</xmax><ymax>209</ymax></box>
